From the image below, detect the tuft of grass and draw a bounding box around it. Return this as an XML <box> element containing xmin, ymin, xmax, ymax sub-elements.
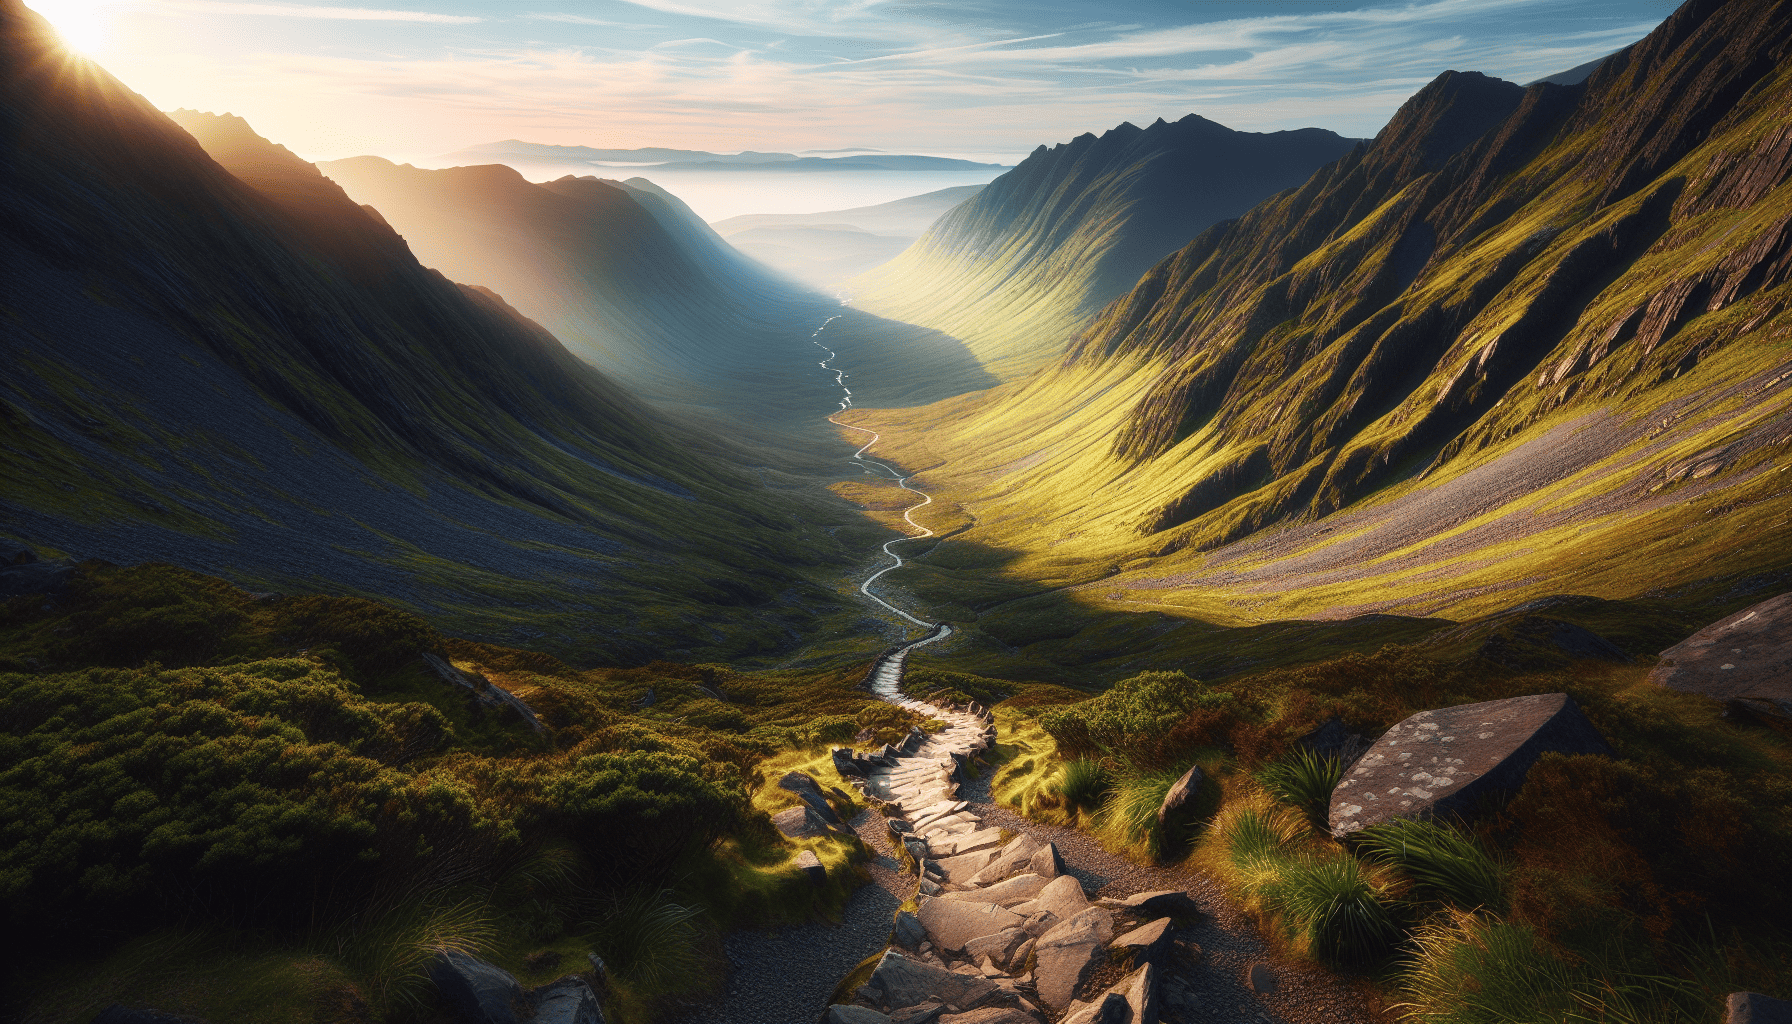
<box><xmin>1214</xmin><ymin>797</ymin><xmax>1306</xmax><ymax>873</ymax></box>
<box><xmin>587</xmin><ymin>889</ymin><xmax>706</xmax><ymax>994</ymax></box>
<box><xmin>1262</xmin><ymin>851</ymin><xmax>1401</xmax><ymax>969</ymax></box>
<box><xmin>328</xmin><ymin>894</ymin><xmax>498</xmax><ymax>1016</ymax></box>
<box><xmin>1257</xmin><ymin>748</ymin><xmax>1345</xmax><ymax>829</ymax></box>
<box><xmin>1357</xmin><ymin>817</ymin><xmax>1507</xmax><ymax>913</ymax></box>
<box><xmin>1398</xmin><ymin>910</ymin><xmax>1581</xmax><ymax>1024</ymax></box>
<box><xmin>1055</xmin><ymin>757</ymin><xmax>1111</xmax><ymax>815</ymax></box>
<box><xmin>1097</xmin><ymin>767</ymin><xmax>1188</xmax><ymax>861</ymax></box>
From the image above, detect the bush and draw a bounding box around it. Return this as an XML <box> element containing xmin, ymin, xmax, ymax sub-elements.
<box><xmin>1041</xmin><ymin>671</ymin><xmax>1233</xmax><ymax>768</ymax></box>
<box><xmin>1054</xmin><ymin>757</ymin><xmax>1110</xmax><ymax>814</ymax></box>
<box><xmin>1257</xmin><ymin>747</ymin><xmax>1344</xmax><ymax>829</ymax></box>
<box><xmin>1263</xmin><ymin>852</ymin><xmax>1400</xmax><ymax>969</ymax></box>
<box><xmin>547</xmin><ymin>750</ymin><xmax>750</xmax><ymax>878</ymax></box>
<box><xmin>1357</xmin><ymin>817</ymin><xmax>1506</xmax><ymax>913</ymax></box>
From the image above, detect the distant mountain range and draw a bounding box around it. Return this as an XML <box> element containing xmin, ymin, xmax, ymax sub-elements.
<box><xmin>843</xmin><ymin>114</ymin><xmax>1363</xmax><ymax>379</ymax></box>
<box><xmin>710</xmin><ymin>185</ymin><xmax>987</xmax><ymax>288</ymax></box>
<box><xmin>848</xmin><ymin>0</ymin><xmax>1792</xmax><ymax>636</ymax></box>
<box><xmin>437</xmin><ymin>140</ymin><xmax>1009</xmax><ymax>173</ymax></box>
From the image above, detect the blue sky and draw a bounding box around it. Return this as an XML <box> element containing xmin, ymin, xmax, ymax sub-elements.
<box><xmin>40</xmin><ymin>0</ymin><xmax>1672</xmax><ymax>161</ymax></box>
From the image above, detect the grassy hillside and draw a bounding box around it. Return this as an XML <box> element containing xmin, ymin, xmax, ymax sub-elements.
<box><xmin>0</xmin><ymin>3</ymin><xmax>897</xmax><ymax>667</ymax></box>
<box><xmin>846</xmin><ymin>0</ymin><xmax>1792</xmax><ymax>676</ymax></box>
<box><xmin>843</xmin><ymin>115</ymin><xmax>1360</xmax><ymax>379</ymax></box>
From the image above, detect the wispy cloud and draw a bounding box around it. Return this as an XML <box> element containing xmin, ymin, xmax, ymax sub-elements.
<box><xmin>157</xmin><ymin>0</ymin><xmax>481</xmax><ymax>23</ymax></box>
<box><xmin>523</xmin><ymin>13</ymin><xmax>660</xmax><ymax>28</ymax></box>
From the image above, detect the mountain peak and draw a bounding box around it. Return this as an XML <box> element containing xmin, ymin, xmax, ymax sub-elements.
<box><xmin>1373</xmin><ymin>69</ymin><xmax>1526</xmax><ymax>172</ymax></box>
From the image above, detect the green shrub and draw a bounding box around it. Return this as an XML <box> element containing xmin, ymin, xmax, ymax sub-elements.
<box><xmin>1257</xmin><ymin>747</ymin><xmax>1344</xmax><ymax>829</ymax></box>
<box><xmin>1054</xmin><ymin>757</ymin><xmax>1110</xmax><ymax>814</ymax></box>
<box><xmin>1357</xmin><ymin>817</ymin><xmax>1506</xmax><ymax>913</ymax></box>
<box><xmin>1263</xmin><ymin>852</ymin><xmax>1400</xmax><ymax>969</ymax></box>
<box><xmin>547</xmin><ymin>750</ymin><xmax>749</xmax><ymax>878</ymax></box>
<box><xmin>1040</xmin><ymin>671</ymin><xmax>1232</xmax><ymax>768</ymax></box>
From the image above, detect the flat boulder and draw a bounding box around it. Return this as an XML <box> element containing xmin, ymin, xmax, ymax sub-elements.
<box><xmin>1062</xmin><ymin>963</ymin><xmax>1156</xmax><ymax>1024</ymax></box>
<box><xmin>1032</xmin><ymin>907</ymin><xmax>1116</xmax><ymax>1010</ymax></box>
<box><xmin>1013</xmin><ymin>874</ymin><xmax>1087</xmax><ymax>922</ymax></box>
<box><xmin>916</xmin><ymin>895</ymin><xmax>1026</xmax><ymax>951</ymax></box>
<box><xmin>1157</xmin><ymin>765</ymin><xmax>1203</xmax><ymax>826</ymax></box>
<box><xmin>828</xmin><ymin>1006</ymin><xmax>896</xmax><ymax>1024</ymax></box>
<box><xmin>1112</xmin><ymin>917</ymin><xmax>1173</xmax><ymax>970</ymax></box>
<box><xmin>856</xmin><ymin>951</ymin><xmax>1000</xmax><ymax>1013</ymax></box>
<box><xmin>942</xmin><ymin>873</ymin><xmax>1048</xmax><ymax>906</ymax></box>
<box><xmin>933</xmin><ymin>845</ymin><xmax>1001</xmax><ymax>883</ymax></box>
<box><xmin>1650</xmin><ymin>593</ymin><xmax>1792</xmax><ymax>724</ymax></box>
<box><xmin>1096</xmin><ymin>891</ymin><xmax>1200</xmax><ymax>918</ymax></box>
<box><xmin>773</xmin><ymin>805</ymin><xmax>828</xmax><ymax>838</ymax></box>
<box><xmin>967</xmin><ymin>835</ymin><xmax>1041</xmax><ymax>885</ymax></box>
<box><xmin>1330</xmin><ymin>693</ymin><xmax>1611</xmax><ymax>835</ymax></box>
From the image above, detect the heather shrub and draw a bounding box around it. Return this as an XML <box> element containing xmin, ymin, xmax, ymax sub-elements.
<box><xmin>1041</xmin><ymin>670</ymin><xmax>1235</xmax><ymax>768</ymax></box>
<box><xmin>547</xmin><ymin>750</ymin><xmax>750</xmax><ymax>878</ymax></box>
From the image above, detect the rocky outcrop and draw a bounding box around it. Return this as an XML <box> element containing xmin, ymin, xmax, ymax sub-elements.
<box><xmin>1156</xmin><ymin>765</ymin><xmax>1204</xmax><ymax>826</ymax></box>
<box><xmin>1649</xmin><ymin>592</ymin><xmax>1792</xmax><ymax>726</ymax></box>
<box><xmin>429</xmin><ymin>950</ymin><xmax>605</xmax><ymax>1024</ymax></box>
<box><xmin>1330</xmin><ymin>693</ymin><xmax>1612</xmax><ymax>835</ymax></box>
<box><xmin>422</xmin><ymin>654</ymin><xmax>545</xmax><ymax>732</ymax></box>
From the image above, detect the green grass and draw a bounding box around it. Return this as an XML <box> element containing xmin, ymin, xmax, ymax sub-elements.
<box><xmin>1356</xmin><ymin>818</ymin><xmax>1507</xmax><ymax>914</ymax></box>
<box><xmin>1055</xmin><ymin>757</ymin><xmax>1111</xmax><ymax>815</ymax></box>
<box><xmin>1095</xmin><ymin>766</ymin><xmax>1191</xmax><ymax>861</ymax></box>
<box><xmin>1257</xmin><ymin>748</ymin><xmax>1345</xmax><ymax>830</ymax></box>
<box><xmin>1262</xmin><ymin>852</ymin><xmax>1402</xmax><ymax>969</ymax></box>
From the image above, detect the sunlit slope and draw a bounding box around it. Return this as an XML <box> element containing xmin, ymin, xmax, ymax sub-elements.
<box><xmin>844</xmin><ymin>115</ymin><xmax>1359</xmax><ymax>379</ymax></box>
<box><xmin>850</xmin><ymin>0</ymin><xmax>1792</xmax><ymax>631</ymax></box>
<box><xmin>0</xmin><ymin>5</ymin><xmax>871</xmax><ymax>666</ymax></box>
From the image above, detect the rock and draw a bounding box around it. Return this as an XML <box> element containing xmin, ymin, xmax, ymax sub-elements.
<box><xmin>890</xmin><ymin>819</ymin><xmax>915</xmax><ymax>833</ymax></box>
<box><xmin>904</xmin><ymin>836</ymin><xmax>930</xmax><ymax>862</ymax></box>
<box><xmin>1249</xmin><ymin>963</ymin><xmax>1275</xmax><ymax>994</ymax></box>
<box><xmin>942</xmin><ymin>873</ymin><xmax>1049</xmax><ymax>906</ymax></box>
<box><xmin>1297</xmin><ymin>718</ymin><xmax>1369</xmax><ymax>762</ymax></box>
<box><xmin>1112</xmin><ymin>918</ymin><xmax>1173</xmax><ymax>970</ymax></box>
<box><xmin>780</xmin><ymin>770</ymin><xmax>827</xmax><ymax>800</ymax></box>
<box><xmin>1026</xmin><ymin>842</ymin><xmax>1065</xmax><ymax>879</ymax></box>
<box><xmin>1157</xmin><ymin>765</ymin><xmax>1204</xmax><ymax>826</ymax></box>
<box><xmin>802</xmin><ymin>790</ymin><xmax>845</xmax><ymax>825</ymax></box>
<box><xmin>889</xmin><ymin>1004</ymin><xmax>946</xmax><ymax>1024</ymax></box>
<box><xmin>796</xmin><ymin>849</ymin><xmax>827</xmax><ymax>884</ymax></box>
<box><xmin>89</xmin><ymin>1009</ymin><xmax>194</xmax><ymax>1024</ymax></box>
<box><xmin>834</xmin><ymin>747</ymin><xmax>865</xmax><ymax>776</ymax></box>
<box><xmin>939</xmin><ymin>1009</ymin><xmax>1042</xmax><ymax>1024</ymax></box>
<box><xmin>529</xmin><ymin>977</ymin><xmax>604</xmax><ymax>1024</ymax></box>
<box><xmin>1651</xmin><ymin>593</ymin><xmax>1792</xmax><ymax>726</ymax></box>
<box><xmin>895</xmin><ymin>910</ymin><xmax>927</xmax><ymax>948</ymax></box>
<box><xmin>916</xmin><ymin>896</ymin><xmax>1026</xmax><ymax>951</ymax></box>
<box><xmin>1096</xmin><ymin>891</ymin><xmax>1200</xmax><ymax>919</ymax></box>
<box><xmin>828</xmin><ymin>1006</ymin><xmax>897</xmax><ymax>1024</ymax></box>
<box><xmin>931</xmin><ymin>828</ymin><xmax>1005</xmax><ymax>858</ymax></box>
<box><xmin>919</xmin><ymin>876</ymin><xmax>943</xmax><ymax>896</ymax></box>
<box><xmin>1032</xmin><ymin>907</ymin><xmax>1116</xmax><ymax>1010</ymax></box>
<box><xmin>0</xmin><ymin>540</ymin><xmax>36</xmax><ymax>565</ymax></box>
<box><xmin>832</xmin><ymin>786</ymin><xmax>858</xmax><ymax>806</ymax></box>
<box><xmin>585</xmin><ymin>953</ymin><xmax>607</xmax><ymax>991</ymax></box>
<box><xmin>1330</xmin><ymin>693</ymin><xmax>1612</xmax><ymax>835</ymax></box>
<box><xmin>773</xmin><ymin>805</ymin><xmax>827</xmax><ymax>838</ymax></box>
<box><xmin>429</xmin><ymin>950</ymin><xmax>528</xmax><ymax>1024</ymax></box>
<box><xmin>1063</xmin><ymin>963</ymin><xmax>1157</xmax><ymax>1024</ymax></box>
<box><xmin>933</xmin><ymin>845</ymin><xmax>1001</xmax><ymax>883</ymax></box>
<box><xmin>1728</xmin><ymin>992</ymin><xmax>1792</xmax><ymax>1024</ymax></box>
<box><xmin>856</xmin><ymin>951</ymin><xmax>1000</xmax><ymax>1013</ymax></box>
<box><xmin>963</xmin><ymin>927</ymin><xmax>1029</xmax><ymax>970</ymax></box>
<box><xmin>1014</xmin><ymin>875</ymin><xmax>1088</xmax><ymax>922</ymax></box>
<box><xmin>967</xmin><ymin>834</ymin><xmax>1043</xmax><ymax>885</ymax></box>
<box><xmin>1020</xmin><ymin>910</ymin><xmax>1060</xmax><ymax>937</ymax></box>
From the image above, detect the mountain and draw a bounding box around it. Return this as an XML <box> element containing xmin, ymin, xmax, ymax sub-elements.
<box><xmin>710</xmin><ymin>185</ymin><xmax>986</xmax><ymax>287</ymax></box>
<box><xmin>436</xmin><ymin>140</ymin><xmax>1008</xmax><ymax>173</ymax></box>
<box><xmin>842</xmin><ymin>115</ymin><xmax>1362</xmax><ymax>379</ymax></box>
<box><xmin>313</xmin><ymin>156</ymin><xmax>997</xmax><ymax>425</ymax></box>
<box><xmin>846</xmin><ymin>0</ymin><xmax>1792</xmax><ymax>645</ymax></box>
<box><xmin>0</xmin><ymin>6</ymin><xmax>869</xmax><ymax>667</ymax></box>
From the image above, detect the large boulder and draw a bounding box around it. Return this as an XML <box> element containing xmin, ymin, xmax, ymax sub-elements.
<box><xmin>1330</xmin><ymin>693</ymin><xmax>1612</xmax><ymax>835</ymax></box>
<box><xmin>773</xmin><ymin>805</ymin><xmax>830</xmax><ymax>838</ymax></box>
<box><xmin>1031</xmin><ymin>907</ymin><xmax>1116</xmax><ymax>1010</ymax></box>
<box><xmin>1026</xmin><ymin>842</ymin><xmax>1065</xmax><ymax>879</ymax></box>
<box><xmin>1096</xmin><ymin>891</ymin><xmax>1200</xmax><ymax>918</ymax></box>
<box><xmin>916</xmin><ymin>895</ymin><xmax>1026</xmax><ymax>951</ymax></box>
<box><xmin>529</xmin><ymin>978</ymin><xmax>605</xmax><ymax>1024</ymax></box>
<box><xmin>1156</xmin><ymin>765</ymin><xmax>1204</xmax><ymax>826</ymax></box>
<box><xmin>967</xmin><ymin>835</ymin><xmax>1041</xmax><ymax>886</ymax></box>
<box><xmin>1727</xmin><ymin>992</ymin><xmax>1792</xmax><ymax>1024</ymax></box>
<box><xmin>1650</xmin><ymin>593</ymin><xmax>1792</xmax><ymax>725</ymax></box>
<box><xmin>855</xmin><ymin>951</ymin><xmax>1000</xmax><ymax>1013</ymax></box>
<box><xmin>963</xmin><ymin>927</ymin><xmax>1030</xmax><ymax>971</ymax></box>
<box><xmin>1061</xmin><ymin>963</ymin><xmax>1156</xmax><ymax>1024</ymax></box>
<box><xmin>1013</xmin><ymin>874</ymin><xmax>1087</xmax><ymax>922</ymax></box>
<box><xmin>431</xmin><ymin>950</ymin><xmax>528</xmax><ymax>1024</ymax></box>
<box><xmin>942</xmin><ymin>873</ymin><xmax>1048</xmax><ymax>906</ymax></box>
<box><xmin>1111</xmin><ymin>918</ymin><xmax>1173</xmax><ymax>971</ymax></box>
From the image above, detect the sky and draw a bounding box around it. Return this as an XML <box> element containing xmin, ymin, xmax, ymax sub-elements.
<box><xmin>28</xmin><ymin>0</ymin><xmax>1672</xmax><ymax>164</ymax></box>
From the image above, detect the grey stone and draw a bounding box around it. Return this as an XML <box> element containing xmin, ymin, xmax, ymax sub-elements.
<box><xmin>1096</xmin><ymin>891</ymin><xmax>1200</xmax><ymax>918</ymax></box>
<box><xmin>1330</xmin><ymin>693</ymin><xmax>1612</xmax><ymax>835</ymax></box>
<box><xmin>1112</xmin><ymin>917</ymin><xmax>1173</xmax><ymax>970</ymax></box>
<box><xmin>939</xmin><ymin>1008</ymin><xmax>1041</xmax><ymax>1024</ymax></box>
<box><xmin>828</xmin><ymin>1006</ymin><xmax>896</xmax><ymax>1024</ymax></box>
<box><xmin>967</xmin><ymin>834</ymin><xmax>1043</xmax><ymax>886</ymax></box>
<box><xmin>1013</xmin><ymin>874</ymin><xmax>1087</xmax><ymax>922</ymax></box>
<box><xmin>1249</xmin><ymin>963</ymin><xmax>1275</xmax><ymax>994</ymax></box>
<box><xmin>779</xmin><ymin>770</ymin><xmax>827</xmax><ymax>801</ymax></box>
<box><xmin>1157</xmin><ymin>765</ymin><xmax>1204</xmax><ymax>826</ymax></box>
<box><xmin>802</xmin><ymin>789</ymin><xmax>844</xmax><ymax>825</ymax></box>
<box><xmin>894</xmin><ymin>909</ymin><xmax>927</xmax><ymax>948</ymax></box>
<box><xmin>889</xmin><ymin>818</ymin><xmax>914</xmax><ymax>833</ymax></box>
<box><xmin>773</xmin><ymin>805</ymin><xmax>827</xmax><ymax>838</ymax></box>
<box><xmin>942</xmin><ymin>873</ymin><xmax>1048</xmax><ymax>906</ymax></box>
<box><xmin>889</xmin><ymin>1004</ymin><xmax>946</xmax><ymax>1024</ymax></box>
<box><xmin>1032</xmin><ymin>907</ymin><xmax>1116</xmax><ymax>1010</ymax></box>
<box><xmin>834</xmin><ymin>747</ymin><xmax>865</xmax><ymax>776</ymax></box>
<box><xmin>1063</xmin><ymin>963</ymin><xmax>1156</xmax><ymax>1024</ymax></box>
<box><xmin>529</xmin><ymin>977</ymin><xmax>604</xmax><ymax>1024</ymax></box>
<box><xmin>919</xmin><ymin>876</ymin><xmax>943</xmax><ymax>896</ymax></box>
<box><xmin>429</xmin><ymin>950</ymin><xmax>527</xmax><ymax>1024</ymax></box>
<box><xmin>1026</xmin><ymin>842</ymin><xmax>1064</xmax><ymax>879</ymax></box>
<box><xmin>1652</xmin><ymin>593</ymin><xmax>1792</xmax><ymax>725</ymax></box>
<box><xmin>1020</xmin><ymin>910</ymin><xmax>1060</xmax><ymax>937</ymax></box>
<box><xmin>1728</xmin><ymin>992</ymin><xmax>1792</xmax><ymax>1024</ymax></box>
<box><xmin>963</xmin><ymin>927</ymin><xmax>1029</xmax><ymax>970</ymax></box>
<box><xmin>856</xmin><ymin>951</ymin><xmax>1000</xmax><ymax>1013</ymax></box>
<box><xmin>796</xmin><ymin>849</ymin><xmax>826</xmax><ymax>884</ymax></box>
<box><xmin>832</xmin><ymin>786</ymin><xmax>858</xmax><ymax>806</ymax></box>
<box><xmin>916</xmin><ymin>895</ymin><xmax>1026</xmax><ymax>951</ymax></box>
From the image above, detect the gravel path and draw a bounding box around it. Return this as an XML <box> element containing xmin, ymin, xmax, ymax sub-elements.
<box><xmin>670</xmin><ymin>808</ymin><xmax>913</xmax><ymax>1024</ymax></box>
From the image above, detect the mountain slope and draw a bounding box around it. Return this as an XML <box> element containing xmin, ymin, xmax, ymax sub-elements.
<box><xmin>313</xmin><ymin>156</ymin><xmax>996</xmax><ymax>427</ymax></box>
<box><xmin>711</xmin><ymin>184</ymin><xmax>985</xmax><ymax>288</ymax></box>
<box><xmin>0</xmin><ymin>6</ymin><xmax>870</xmax><ymax>665</ymax></box>
<box><xmin>848</xmin><ymin>0</ymin><xmax>1792</xmax><ymax>640</ymax></box>
<box><xmin>843</xmin><ymin>115</ymin><xmax>1361</xmax><ymax>378</ymax></box>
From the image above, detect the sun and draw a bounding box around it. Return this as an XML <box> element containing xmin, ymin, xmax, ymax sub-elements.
<box><xmin>31</xmin><ymin>0</ymin><xmax>113</xmax><ymax>53</ymax></box>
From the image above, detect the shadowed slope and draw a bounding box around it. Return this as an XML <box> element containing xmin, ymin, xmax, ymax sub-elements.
<box><xmin>846</xmin><ymin>0</ymin><xmax>1792</xmax><ymax>636</ymax></box>
<box><xmin>843</xmin><ymin>115</ymin><xmax>1360</xmax><ymax>379</ymax></box>
<box><xmin>0</xmin><ymin>5</ymin><xmax>868</xmax><ymax>665</ymax></box>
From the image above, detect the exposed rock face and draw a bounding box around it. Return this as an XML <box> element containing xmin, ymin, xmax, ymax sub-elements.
<box><xmin>795</xmin><ymin>849</ymin><xmax>827</xmax><ymax>884</ymax></box>
<box><xmin>855</xmin><ymin>951</ymin><xmax>1001</xmax><ymax>1013</ymax></box>
<box><xmin>828</xmin><ymin>1006</ymin><xmax>896</xmax><ymax>1024</ymax></box>
<box><xmin>1650</xmin><ymin>593</ymin><xmax>1792</xmax><ymax>724</ymax></box>
<box><xmin>1112</xmin><ymin>918</ymin><xmax>1173</xmax><ymax>970</ymax></box>
<box><xmin>1031</xmin><ymin>907</ymin><xmax>1117</xmax><ymax>1010</ymax></box>
<box><xmin>1062</xmin><ymin>964</ymin><xmax>1157</xmax><ymax>1024</ymax></box>
<box><xmin>1156</xmin><ymin>765</ymin><xmax>1204</xmax><ymax>826</ymax></box>
<box><xmin>431</xmin><ymin>950</ymin><xmax>529</xmax><ymax>1024</ymax></box>
<box><xmin>1330</xmin><ymin>693</ymin><xmax>1612</xmax><ymax>835</ymax></box>
<box><xmin>917</xmin><ymin>896</ymin><xmax>1027</xmax><ymax>952</ymax></box>
<box><xmin>968</xmin><ymin>835</ymin><xmax>1042</xmax><ymax>885</ymax></box>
